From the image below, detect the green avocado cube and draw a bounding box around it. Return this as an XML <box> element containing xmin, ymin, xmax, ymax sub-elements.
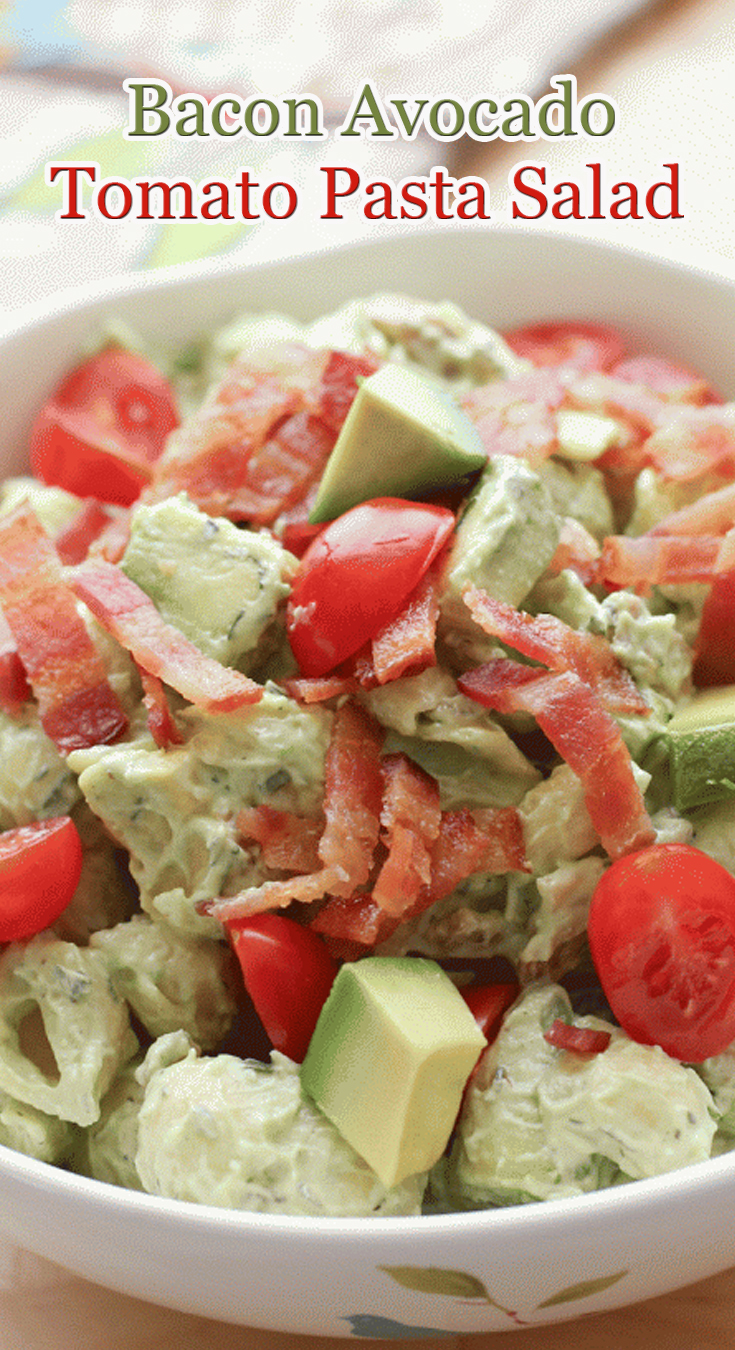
<box><xmin>300</xmin><ymin>956</ymin><xmax>486</xmax><ymax>1187</ymax></box>
<box><xmin>309</xmin><ymin>363</ymin><xmax>487</xmax><ymax>524</ymax></box>
<box><xmin>667</xmin><ymin>685</ymin><xmax>735</xmax><ymax>811</ymax></box>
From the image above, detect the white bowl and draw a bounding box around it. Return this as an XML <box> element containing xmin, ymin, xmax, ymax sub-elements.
<box><xmin>1</xmin><ymin>229</ymin><xmax>735</xmax><ymax>1338</ymax></box>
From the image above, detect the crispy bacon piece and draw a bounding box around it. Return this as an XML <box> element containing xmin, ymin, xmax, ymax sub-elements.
<box><xmin>209</xmin><ymin>701</ymin><xmax>384</xmax><ymax>920</ymax></box>
<box><xmin>462</xmin><ymin>369</ymin><xmax>566</xmax><ymax>466</ymax></box>
<box><xmin>71</xmin><ymin>561</ymin><xmax>263</xmax><ymax>714</ymax></box>
<box><xmin>311</xmin><ymin>803</ymin><xmax>528</xmax><ymax>953</ymax></box>
<box><xmin>463</xmin><ymin>584</ymin><xmax>649</xmax><ymax>716</ymax></box>
<box><xmin>372</xmin><ymin>753</ymin><xmax>441</xmax><ymax>916</ymax></box>
<box><xmin>0</xmin><ymin>505</ymin><xmax>128</xmax><ymax>752</ymax></box>
<box><xmin>315</xmin><ymin>350</ymin><xmax>380</xmax><ymax>433</ymax></box>
<box><xmin>222</xmin><ymin>412</ymin><xmax>337</xmax><ymax>526</ymax></box>
<box><xmin>649</xmin><ymin>480</ymin><xmax>735</xmax><ymax>538</ymax></box>
<box><xmin>54</xmin><ymin>499</ymin><xmax>116</xmax><ymax>565</ymax></box>
<box><xmin>138</xmin><ymin>666</ymin><xmax>184</xmax><ymax>749</ymax></box>
<box><xmin>458</xmin><ymin>661</ymin><xmax>655</xmax><ymax>860</ymax></box>
<box><xmin>612</xmin><ymin>354</ymin><xmax>723</xmax><ymax>406</ymax></box>
<box><xmin>644</xmin><ymin>406</ymin><xmax>735</xmax><ymax>481</ymax></box>
<box><xmin>371</xmin><ymin>564</ymin><xmax>441</xmax><ymax>685</ymax></box>
<box><xmin>597</xmin><ymin>531</ymin><xmax>735</xmax><ymax>590</ymax></box>
<box><xmin>237</xmin><ymin>804</ymin><xmax>324</xmax><ymax>873</ymax></box>
<box><xmin>282</xmin><ymin>673</ymin><xmax>357</xmax><ymax>704</ymax></box>
<box><xmin>547</xmin><ymin>517</ymin><xmax>601</xmax><ymax>584</ymax></box>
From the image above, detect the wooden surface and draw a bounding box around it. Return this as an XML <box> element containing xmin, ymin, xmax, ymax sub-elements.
<box><xmin>3</xmin><ymin>0</ymin><xmax>735</xmax><ymax>1342</ymax></box>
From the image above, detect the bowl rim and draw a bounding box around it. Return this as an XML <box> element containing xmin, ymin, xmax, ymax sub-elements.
<box><xmin>1</xmin><ymin>225</ymin><xmax>735</xmax><ymax>1244</ymax></box>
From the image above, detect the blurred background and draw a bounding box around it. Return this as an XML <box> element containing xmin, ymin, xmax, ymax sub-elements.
<box><xmin>0</xmin><ymin>0</ymin><xmax>733</xmax><ymax>315</ymax></box>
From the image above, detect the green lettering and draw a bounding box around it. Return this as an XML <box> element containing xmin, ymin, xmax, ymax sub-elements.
<box><xmin>338</xmin><ymin>82</ymin><xmax>396</xmax><ymax>137</ymax></box>
<box><xmin>211</xmin><ymin>97</ymin><xmax>242</xmax><ymax>137</ymax></box>
<box><xmin>126</xmin><ymin>80</ymin><xmax>171</xmax><ymax>137</ymax></box>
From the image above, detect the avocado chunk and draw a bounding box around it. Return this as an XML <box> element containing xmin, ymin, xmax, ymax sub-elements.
<box><xmin>309</xmin><ymin>363</ymin><xmax>486</xmax><ymax>524</ymax></box>
<box><xmin>300</xmin><ymin>956</ymin><xmax>486</xmax><ymax>1187</ymax></box>
<box><xmin>668</xmin><ymin>685</ymin><xmax>735</xmax><ymax>811</ymax></box>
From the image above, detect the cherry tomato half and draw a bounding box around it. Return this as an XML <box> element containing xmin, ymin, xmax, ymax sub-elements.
<box><xmin>30</xmin><ymin>346</ymin><xmax>179</xmax><ymax>507</ymax></box>
<box><xmin>286</xmin><ymin>498</ymin><xmax>455</xmax><ymax>678</ymax></box>
<box><xmin>461</xmin><ymin>981</ymin><xmax>519</xmax><ymax>1044</ymax></box>
<box><xmin>588</xmin><ymin>843</ymin><xmax>735</xmax><ymax>1062</ymax></box>
<box><xmin>0</xmin><ymin>817</ymin><xmax>83</xmax><ymax>942</ymax></box>
<box><xmin>227</xmin><ymin>912</ymin><xmax>339</xmax><ymax>1062</ymax></box>
<box><xmin>503</xmin><ymin>320</ymin><xmax>626</xmax><ymax>374</ymax></box>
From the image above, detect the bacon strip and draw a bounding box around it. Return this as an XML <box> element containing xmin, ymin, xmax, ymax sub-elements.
<box><xmin>71</xmin><ymin>561</ymin><xmax>263</xmax><ymax>714</ymax></box>
<box><xmin>315</xmin><ymin>350</ymin><xmax>380</xmax><ymax>433</ymax></box>
<box><xmin>649</xmin><ymin>480</ymin><xmax>735</xmax><ymax>537</ymax></box>
<box><xmin>371</xmin><ymin>753</ymin><xmax>441</xmax><ymax>916</ymax></box>
<box><xmin>311</xmin><ymin>804</ymin><xmax>528</xmax><ymax>954</ymax></box>
<box><xmin>222</xmin><ymin>412</ymin><xmax>337</xmax><ymax>526</ymax></box>
<box><xmin>137</xmin><ymin>666</ymin><xmax>184</xmax><ymax>749</ymax></box>
<box><xmin>282</xmin><ymin>673</ymin><xmax>357</xmax><ymax>704</ymax></box>
<box><xmin>458</xmin><ymin>661</ymin><xmax>655</xmax><ymax>860</ymax></box>
<box><xmin>209</xmin><ymin>701</ymin><xmax>384</xmax><ymax>920</ymax></box>
<box><xmin>371</xmin><ymin>564</ymin><xmax>440</xmax><ymax>685</ymax></box>
<box><xmin>463</xmin><ymin>584</ymin><xmax>649</xmax><ymax>716</ymax></box>
<box><xmin>54</xmin><ymin>499</ymin><xmax>116</xmax><ymax>565</ymax></box>
<box><xmin>462</xmin><ymin>369</ymin><xmax>566</xmax><ymax>465</ymax></box>
<box><xmin>644</xmin><ymin>406</ymin><xmax>735</xmax><ymax>482</ymax></box>
<box><xmin>237</xmin><ymin>805</ymin><xmax>324</xmax><ymax>874</ymax></box>
<box><xmin>597</xmin><ymin>531</ymin><xmax>735</xmax><ymax>590</ymax></box>
<box><xmin>0</xmin><ymin>505</ymin><xmax>128</xmax><ymax>752</ymax></box>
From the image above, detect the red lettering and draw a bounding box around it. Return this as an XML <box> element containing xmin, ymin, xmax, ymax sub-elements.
<box><xmin>430</xmin><ymin>166</ymin><xmax>454</xmax><ymax>220</ymax></box>
<box><xmin>235</xmin><ymin>171</ymin><xmax>261</xmax><ymax>220</ymax></box>
<box><xmin>611</xmin><ymin>181</ymin><xmax>642</xmax><ymax>220</ymax></box>
<box><xmin>456</xmin><ymin>178</ymin><xmax>490</xmax><ymax>220</ymax></box>
<box><xmin>48</xmin><ymin>163</ymin><xmax>96</xmax><ymax>219</ymax></box>
<box><xmin>320</xmin><ymin>166</ymin><xmax>361</xmax><ymax>218</ymax></box>
<box><xmin>511</xmin><ymin>164</ymin><xmax>547</xmax><ymax>219</ymax></box>
<box><xmin>552</xmin><ymin>181</ymin><xmax>583</xmax><ymax>220</ymax></box>
<box><xmin>646</xmin><ymin>163</ymin><xmax>682</xmax><ymax>220</ymax></box>
<box><xmin>97</xmin><ymin>180</ymin><xmax>134</xmax><ymax>219</ymax></box>
<box><xmin>263</xmin><ymin>182</ymin><xmax>298</xmax><ymax>219</ymax></box>
<box><xmin>138</xmin><ymin>179</ymin><xmax>195</xmax><ymax>220</ymax></box>
<box><xmin>400</xmin><ymin>180</ymin><xmax>427</xmax><ymax>219</ymax></box>
<box><xmin>201</xmin><ymin>181</ymin><xmax>233</xmax><ymax>220</ymax></box>
<box><xmin>364</xmin><ymin>180</ymin><xmax>396</xmax><ymax>220</ymax></box>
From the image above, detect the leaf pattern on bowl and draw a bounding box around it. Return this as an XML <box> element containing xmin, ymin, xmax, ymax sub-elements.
<box><xmin>347</xmin><ymin>1261</ymin><xmax>631</xmax><ymax>1333</ymax></box>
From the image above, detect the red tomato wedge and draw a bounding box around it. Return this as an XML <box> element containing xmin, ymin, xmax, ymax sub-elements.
<box><xmin>0</xmin><ymin>817</ymin><xmax>83</xmax><ymax>941</ymax></box>
<box><xmin>0</xmin><ymin>504</ymin><xmax>128</xmax><ymax>753</ymax></box>
<box><xmin>71</xmin><ymin>561</ymin><xmax>263</xmax><ymax>715</ymax></box>
<box><xmin>461</xmin><ymin>981</ymin><xmax>519</xmax><ymax>1042</ymax></box>
<box><xmin>31</xmin><ymin>347</ymin><xmax>179</xmax><ymax>507</ymax></box>
<box><xmin>286</xmin><ymin>498</ymin><xmax>454</xmax><ymax>678</ymax></box>
<box><xmin>503</xmin><ymin>320</ymin><xmax>626</xmax><ymax>373</ymax></box>
<box><xmin>226</xmin><ymin>913</ymin><xmax>338</xmax><ymax>1062</ymax></box>
<box><xmin>458</xmin><ymin>661</ymin><xmax>655</xmax><ymax>860</ymax></box>
<box><xmin>588</xmin><ymin>844</ymin><xmax>735</xmax><ymax>1062</ymax></box>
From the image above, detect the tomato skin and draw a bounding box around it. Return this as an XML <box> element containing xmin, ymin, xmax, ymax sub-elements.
<box><xmin>226</xmin><ymin>913</ymin><xmax>339</xmax><ymax>1062</ymax></box>
<box><xmin>588</xmin><ymin>843</ymin><xmax>735</xmax><ymax>1062</ymax></box>
<box><xmin>30</xmin><ymin>347</ymin><xmax>179</xmax><ymax>507</ymax></box>
<box><xmin>461</xmin><ymin>981</ymin><xmax>518</xmax><ymax>1043</ymax></box>
<box><xmin>286</xmin><ymin>498</ymin><xmax>455</xmax><ymax>677</ymax></box>
<box><xmin>692</xmin><ymin>570</ymin><xmax>735</xmax><ymax>688</ymax></box>
<box><xmin>504</xmin><ymin>320</ymin><xmax>625</xmax><ymax>373</ymax></box>
<box><xmin>0</xmin><ymin>817</ymin><xmax>83</xmax><ymax>941</ymax></box>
